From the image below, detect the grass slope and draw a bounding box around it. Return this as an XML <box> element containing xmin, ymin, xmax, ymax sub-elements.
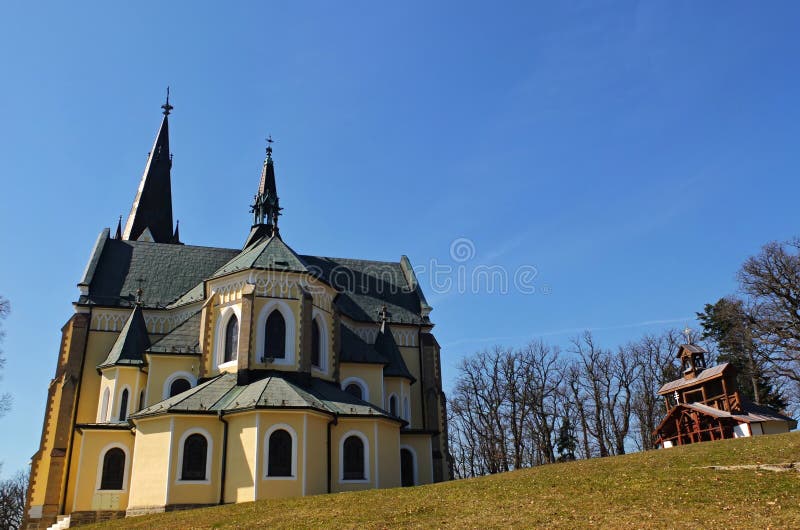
<box><xmin>90</xmin><ymin>432</ymin><xmax>800</xmax><ymax>529</ymax></box>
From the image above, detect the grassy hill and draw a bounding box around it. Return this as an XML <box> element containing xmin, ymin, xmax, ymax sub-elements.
<box><xmin>90</xmin><ymin>432</ymin><xmax>800</xmax><ymax>529</ymax></box>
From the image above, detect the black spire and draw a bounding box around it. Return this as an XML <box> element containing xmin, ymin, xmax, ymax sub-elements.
<box><xmin>114</xmin><ymin>215</ymin><xmax>123</xmax><ymax>240</ymax></box>
<box><xmin>248</xmin><ymin>136</ymin><xmax>282</xmax><ymax>240</ymax></box>
<box><xmin>122</xmin><ymin>90</ymin><xmax>175</xmax><ymax>243</ymax></box>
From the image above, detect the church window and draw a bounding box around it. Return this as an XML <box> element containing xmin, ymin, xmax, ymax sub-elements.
<box><xmin>139</xmin><ymin>390</ymin><xmax>145</xmax><ymax>411</ymax></box>
<box><xmin>169</xmin><ymin>378</ymin><xmax>191</xmax><ymax>398</ymax></box>
<box><xmin>99</xmin><ymin>448</ymin><xmax>125</xmax><ymax>490</ymax></box>
<box><xmin>311</xmin><ymin>319</ymin><xmax>321</xmax><ymax>368</ymax></box>
<box><xmin>342</xmin><ymin>436</ymin><xmax>365</xmax><ymax>480</ymax></box>
<box><xmin>264</xmin><ymin>310</ymin><xmax>286</xmax><ymax>359</ymax></box>
<box><xmin>400</xmin><ymin>448</ymin><xmax>415</xmax><ymax>487</ymax></box>
<box><xmin>389</xmin><ymin>395</ymin><xmax>398</xmax><ymax>416</ymax></box>
<box><xmin>267</xmin><ymin>429</ymin><xmax>293</xmax><ymax>477</ymax></box>
<box><xmin>118</xmin><ymin>389</ymin><xmax>129</xmax><ymax>421</ymax></box>
<box><xmin>100</xmin><ymin>387</ymin><xmax>110</xmax><ymax>422</ymax></box>
<box><xmin>224</xmin><ymin>315</ymin><xmax>239</xmax><ymax>363</ymax></box>
<box><xmin>345</xmin><ymin>383</ymin><xmax>363</xmax><ymax>400</ymax></box>
<box><xmin>181</xmin><ymin>433</ymin><xmax>208</xmax><ymax>480</ymax></box>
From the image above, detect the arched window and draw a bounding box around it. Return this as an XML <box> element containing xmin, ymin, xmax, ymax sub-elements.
<box><xmin>118</xmin><ymin>389</ymin><xmax>129</xmax><ymax>421</ymax></box>
<box><xmin>99</xmin><ymin>448</ymin><xmax>125</xmax><ymax>490</ymax></box>
<box><xmin>264</xmin><ymin>310</ymin><xmax>286</xmax><ymax>359</ymax></box>
<box><xmin>224</xmin><ymin>315</ymin><xmax>239</xmax><ymax>363</ymax></box>
<box><xmin>139</xmin><ymin>390</ymin><xmax>145</xmax><ymax>411</ymax></box>
<box><xmin>169</xmin><ymin>378</ymin><xmax>191</xmax><ymax>398</ymax></box>
<box><xmin>389</xmin><ymin>395</ymin><xmax>398</xmax><ymax>416</ymax></box>
<box><xmin>311</xmin><ymin>319</ymin><xmax>321</xmax><ymax>368</ymax></box>
<box><xmin>100</xmin><ymin>387</ymin><xmax>110</xmax><ymax>422</ymax></box>
<box><xmin>181</xmin><ymin>434</ymin><xmax>208</xmax><ymax>481</ymax></box>
<box><xmin>342</xmin><ymin>435</ymin><xmax>365</xmax><ymax>480</ymax></box>
<box><xmin>400</xmin><ymin>448</ymin><xmax>415</xmax><ymax>487</ymax></box>
<box><xmin>267</xmin><ymin>429</ymin><xmax>293</xmax><ymax>477</ymax></box>
<box><xmin>344</xmin><ymin>383</ymin><xmax>362</xmax><ymax>400</ymax></box>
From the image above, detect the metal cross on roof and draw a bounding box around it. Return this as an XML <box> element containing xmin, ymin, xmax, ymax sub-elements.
<box><xmin>161</xmin><ymin>86</ymin><xmax>173</xmax><ymax>116</ymax></box>
<box><xmin>379</xmin><ymin>305</ymin><xmax>390</xmax><ymax>323</ymax></box>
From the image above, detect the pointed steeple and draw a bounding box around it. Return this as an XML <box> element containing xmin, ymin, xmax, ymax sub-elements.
<box><xmin>171</xmin><ymin>220</ymin><xmax>182</xmax><ymax>245</ymax></box>
<box><xmin>374</xmin><ymin>306</ymin><xmax>416</xmax><ymax>382</ymax></box>
<box><xmin>114</xmin><ymin>215</ymin><xmax>123</xmax><ymax>240</ymax></box>
<box><xmin>122</xmin><ymin>89</ymin><xmax>175</xmax><ymax>243</ymax></box>
<box><xmin>97</xmin><ymin>305</ymin><xmax>151</xmax><ymax>369</ymax></box>
<box><xmin>246</xmin><ymin>136</ymin><xmax>282</xmax><ymax>246</ymax></box>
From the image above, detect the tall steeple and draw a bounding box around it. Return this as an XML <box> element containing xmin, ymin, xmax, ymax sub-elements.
<box><xmin>122</xmin><ymin>89</ymin><xmax>175</xmax><ymax>243</ymax></box>
<box><xmin>245</xmin><ymin>137</ymin><xmax>282</xmax><ymax>247</ymax></box>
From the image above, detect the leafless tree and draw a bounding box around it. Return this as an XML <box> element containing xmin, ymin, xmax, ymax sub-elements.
<box><xmin>0</xmin><ymin>468</ymin><xmax>28</xmax><ymax>530</ymax></box>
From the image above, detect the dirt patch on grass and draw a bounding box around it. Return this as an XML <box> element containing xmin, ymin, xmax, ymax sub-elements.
<box><xmin>704</xmin><ymin>462</ymin><xmax>800</xmax><ymax>472</ymax></box>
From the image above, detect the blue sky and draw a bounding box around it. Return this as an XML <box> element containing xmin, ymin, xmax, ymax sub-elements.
<box><xmin>1</xmin><ymin>1</ymin><xmax>799</xmax><ymax>477</ymax></box>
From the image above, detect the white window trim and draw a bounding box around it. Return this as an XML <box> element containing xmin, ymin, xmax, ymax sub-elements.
<box><xmin>94</xmin><ymin>442</ymin><xmax>131</xmax><ymax>492</ymax></box>
<box><xmin>400</xmin><ymin>445</ymin><xmax>418</xmax><ymax>486</ymax></box>
<box><xmin>338</xmin><ymin>430</ymin><xmax>370</xmax><ymax>484</ymax></box>
<box><xmin>341</xmin><ymin>377</ymin><xmax>369</xmax><ymax>402</ymax></box>
<box><xmin>215</xmin><ymin>306</ymin><xmax>242</xmax><ymax>369</ymax></box>
<box><xmin>162</xmin><ymin>371</ymin><xmax>197</xmax><ymax>400</ymax></box>
<box><xmin>387</xmin><ymin>393</ymin><xmax>399</xmax><ymax>417</ymax></box>
<box><xmin>175</xmin><ymin>427</ymin><xmax>213</xmax><ymax>484</ymax></box>
<box><xmin>98</xmin><ymin>387</ymin><xmax>110</xmax><ymax>423</ymax></box>
<box><xmin>263</xmin><ymin>423</ymin><xmax>298</xmax><ymax>480</ymax></box>
<box><xmin>117</xmin><ymin>385</ymin><xmax>132</xmax><ymax>422</ymax></box>
<box><xmin>310</xmin><ymin>309</ymin><xmax>329</xmax><ymax>373</ymax></box>
<box><xmin>255</xmin><ymin>299</ymin><xmax>296</xmax><ymax>366</ymax></box>
<box><xmin>403</xmin><ymin>396</ymin><xmax>411</xmax><ymax>423</ymax></box>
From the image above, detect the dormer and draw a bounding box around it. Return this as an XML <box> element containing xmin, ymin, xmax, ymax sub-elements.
<box><xmin>677</xmin><ymin>343</ymin><xmax>708</xmax><ymax>379</ymax></box>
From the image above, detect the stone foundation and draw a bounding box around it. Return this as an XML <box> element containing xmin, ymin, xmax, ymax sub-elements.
<box><xmin>69</xmin><ymin>510</ymin><xmax>126</xmax><ymax>526</ymax></box>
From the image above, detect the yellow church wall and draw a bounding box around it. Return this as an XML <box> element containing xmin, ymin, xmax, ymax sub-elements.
<box><xmin>339</xmin><ymin>363</ymin><xmax>384</xmax><ymax>409</ymax></box>
<box><xmin>399</xmin><ymin>346</ymin><xmax>423</xmax><ymax>429</ymax></box>
<box><xmin>111</xmin><ymin>367</ymin><xmax>141</xmax><ymax>422</ymax></box>
<box><xmin>223</xmin><ymin>413</ymin><xmax>256</xmax><ymax>503</ymax></box>
<box><xmin>70</xmin><ymin>429</ymin><xmax>134</xmax><ymax>513</ymax></box>
<box><xmin>28</xmin><ymin>378</ymin><xmax>65</xmax><ymax>511</ymax></box>
<box><xmin>75</xmin><ymin>330</ymin><xmax>119</xmax><ymax>424</ymax></box>
<box><xmin>255</xmin><ymin>410</ymin><xmax>313</xmax><ymax>500</ymax></box>
<box><xmin>400</xmin><ymin>433</ymin><xmax>434</xmax><ymax>485</ymax></box>
<box><xmin>143</xmin><ymin>354</ymin><xmax>199</xmax><ymax>407</ymax></box>
<box><xmin>127</xmin><ymin>417</ymin><xmax>173</xmax><ymax>509</ymax></box>
<box><xmin>310</xmin><ymin>307</ymin><xmax>335</xmax><ymax>381</ymax></box>
<box><xmin>331</xmin><ymin>418</ymin><xmax>400</xmax><ymax>492</ymax></box>
<box><xmin>302</xmin><ymin>414</ymin><xmax>330</xmax><ymax>496</ymax></box>
<box><xmin>383</xmin><ymin>377</ymin><xmax>402</xmax><ymax>414</ymax></box>
<box><xmin>167</xmin><ymin>416</ymin><xmax>223</xmax><ymax>506</ymax></box>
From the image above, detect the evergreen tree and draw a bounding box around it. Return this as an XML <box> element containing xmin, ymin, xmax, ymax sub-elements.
<box><xmin>697</xmin><ymin>297</ymin><xmax>786</xmax><ymax>409</ymax></box>
<box><xmin>556</xmin><ymin>416</ymin><xmax>577</xmax><ymax>462</ymax></box>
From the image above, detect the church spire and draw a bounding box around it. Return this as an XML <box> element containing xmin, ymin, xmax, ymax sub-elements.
<box><xmin>122</xmin><ymin>89</ymin><xmax>175</xmax><ymax>243</ymax></box>
<box><xmin>249</xmin><ymin>136</ymin><xmax>282</xmax><ymax>237</ymax></box>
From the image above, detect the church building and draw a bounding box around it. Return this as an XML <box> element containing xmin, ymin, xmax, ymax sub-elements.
<box><xmin>24</xmin><ymin>96</ymin><xmax>451</xmax><ymax>528</ymax></box>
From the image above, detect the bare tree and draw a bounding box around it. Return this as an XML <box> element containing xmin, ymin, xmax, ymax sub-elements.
<box><xmin>0</xmin><ymin>468</ymin><xmax>28</xmax><ymax>530</ymax></box>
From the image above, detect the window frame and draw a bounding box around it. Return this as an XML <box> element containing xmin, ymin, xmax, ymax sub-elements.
<box><xmin>117</xmin><ymin>386</ymin><xmax>130</xmax><ymax>422</ymax></box>
<box><xmin>263</xmin><ymin>423</ymin><xmax>298</xmax><ymax>480</ymax></box>
<box><xmin>162</xmin><ymin>371</ymin><xmax>198</xmax><ymax>400</ymax></box>
<box><xmin>341</xmin><ymin>377</ymin><xmax>369</xmax><ymax>402</ymax></box>
<box><xmin>338</xmin><ymin>431</ymin><xmax>370</xmax><ymax>484</ymax></box>
<box><xmin>400</xmin><ymin>445</ymin><xmax>418</xmax><ymax>487</ymax></box>
<box><xmin>255</xmin><ymin>300</ymin><xmax>296</xmax><ymax>366</ymax></box>
<box><xmin>310</xmin><ymin>309</ymin><xmax>329</xmax><ymax>373</ymax></box>
<box><xmin>176</xmin><ymin>428</ymin><xmax>213</xmax><ymax>484</ymax></box>
<box><xmin>215</xmin><ymin>305</ymin><xmax>242</xmax><ymax>370</ymax></box>
<box><xmin>94</xmin><ymin>443</ymin><xmax>130</xmax><ymax>492</ymax></box>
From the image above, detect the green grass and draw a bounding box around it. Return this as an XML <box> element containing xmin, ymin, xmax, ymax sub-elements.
<box><xmin>89</xmin><ymin>432</ymin><xmax>800</xmax><ymax>529</ymax></box>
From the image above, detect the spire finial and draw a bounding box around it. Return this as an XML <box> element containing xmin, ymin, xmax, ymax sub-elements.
<box><xmin>161</xmin><ymin>86</ymin><xmax>173</xmax><ymax>116</ymax></box>
<box><xmin>266</xmin><ymin>135</ymin><xmax>274</xmax><ymax>158</ymax></box>
<box><xmin>115</xmin><ymin>215</ymin><xmax>123</xmax><ymax>239</ymax></box>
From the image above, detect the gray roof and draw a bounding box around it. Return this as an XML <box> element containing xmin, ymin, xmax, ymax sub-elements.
<box><xmin>658</xmin><ymin>363</ymin><xmax>731</xmax><ymax>395</ymax></box>
<box><xmin>147</xmin><ymin>312</ymin><xmax>201</xmax><ymax>354</ymax></box>
<box><xmin>339</xmin><ymin>324</ymin><xmax>388</xmax><ymax>364</ymax></box>
<box><xmin>98</xmin><ymin>306</ymin><xmax>150</xmax><ymax>369</ymax></box>
<box><xmin>374</xmin><ymin>322</ymin><xmax>415</xmax><ymax>382</ymax></box>
<box><xmin>685</xmin><ymin>401</ymin><xmax>796</xmax><ymax>426</ymax></box>
<box><xmin>79</xmin><ymin>232</ymin><xmax>239</xmax><ymax>308</ymax></box>
<box><xmin>78</xmin><ymin>232</ymin><xmax>429</xmax><ymax>325</ymax></box>
<box><xmin>132</xmin><ymin>372</ymin><xmax>400</xmax><ymax>421</ymax></box>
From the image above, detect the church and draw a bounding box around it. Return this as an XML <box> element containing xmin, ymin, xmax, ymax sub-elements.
<box><xmin>23</xmin><ymin>96</ymin><xmax>451</xmax><ymax>528</ymax></box>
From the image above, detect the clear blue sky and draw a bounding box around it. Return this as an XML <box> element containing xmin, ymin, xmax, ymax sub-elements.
<box><xmin>1</xmin><ymin>1</ymin><xmax>799</xmax><ymax>477</ymax></box>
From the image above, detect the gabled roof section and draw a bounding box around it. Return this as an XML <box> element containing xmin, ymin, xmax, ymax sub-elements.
<box><xmin>374</xmin><ymin>321</ymin><xmax>415</xmax><ymax>382</ymax></box>
<box><xmin>79</xmin><ymin>238</ymin><xmax>238</xmax><ymax>308</ymax></box>
<box><xmin>658</xmin><ymin>363</ymin><xmax>732</xmax><ymax>395</ymax></box>
<box><xmin>339</xmin><ymin>324</ymin><xmax>388</xmax><ymax>364</ymax></box>
<box><xmin>98</xmin><ymin>306</ymin><xmax>150</xmax><ymax>369</ymax></box>
<box><xmin>122</xmin><ymin>108</ymin><xmax>175</xmax><ymax>244</ymax></box>
<box><xmin>131</xmin><ymin>372</ymin><xmax>399</xmax><ymax>421</ymax></box>
<box><xmin>147</xmin><ymin>312</ymin><xmax>201</xmax><ymax>354</ymax></box>
<box><xmin>212</xmin><ymin>235</ymin><xmax>307</xmax><ymax>278</ymax></box>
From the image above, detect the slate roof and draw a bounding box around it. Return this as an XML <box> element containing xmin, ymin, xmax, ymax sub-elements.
<box><xmin>685</xmin><ymin>401</ymin><xmax>797</xmax><ymax>425</ymax></box>
<box><xmin>339</xmin><ymin>324</ymin><xmax>388</xmax><ymax>364</ymax></box>
<box><xmin>131</xmin><ymin>372</ymin><xmax>400</xmax><ymax>421</ymax></box>
<box><xmin>147</xmin><ymin>312</ymin><xmax>201</xmax><ymax>354</ymax></box>
<box><xmin>374</xmin><ymin>322</ymin><xmax>415</xmax><ymax>382</ymax></box>
<box><xmin>98</xmin><ymin>306</ymin><xmax>150</xmax><ymax>369</ymax></box>
<box><xmin>657</xmin><ymin>363</ymin><xmax>731</xmax><ymax>395</ymax></box>
<box><xmin>78</xmin><ymin>231</ymin><xmax>429</xmax><ymax>324</ymax></box>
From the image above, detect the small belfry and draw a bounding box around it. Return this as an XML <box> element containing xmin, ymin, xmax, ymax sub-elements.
<box><xmin>23</xmin><ymin>96</ymin><xmax>452</xmax><ymax>528</ymax></box>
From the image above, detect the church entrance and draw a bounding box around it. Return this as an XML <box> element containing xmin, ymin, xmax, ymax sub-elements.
<box><xmin>400</xmin><ymin>448</ymin><xmax>415</xmax><ymax>487</ymax></box>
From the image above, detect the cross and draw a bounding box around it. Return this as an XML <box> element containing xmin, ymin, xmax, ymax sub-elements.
<box><xmin>379</xmin><ymin>305</ymin><xmax>390</xmax><ymax>323</ymax></box>
<box><xmin>161</xmin><ymin>86</ymin><xmax>173</xmax><ymax>116</ymax></box>
<box><xmin>266</xmin><ymin>135</ymin><xmax>274</xmax><ymax>155</ymax></box>
<box><xmin>683</xmin><ymin>326</ymin><xmax>692</xmax><ymax>344</ymax></box>
<box><xmin>135</xmin><ymin>278</ymin><xmax>145</xmax><ymax>305</ymax></box>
